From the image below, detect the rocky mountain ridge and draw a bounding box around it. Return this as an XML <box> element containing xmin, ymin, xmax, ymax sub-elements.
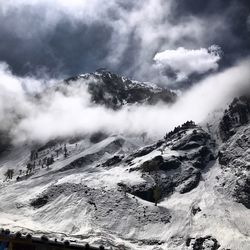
<box><xmin>64</xmin><ymin>69</ymin><xmax>177</xmax><ymax>109</ymax></box>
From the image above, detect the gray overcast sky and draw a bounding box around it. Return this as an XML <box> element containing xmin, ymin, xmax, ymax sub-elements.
<box><xmin>0</xmin><ymin>0</ymin><xmax>249</xmax><ymax>83</ymax></box>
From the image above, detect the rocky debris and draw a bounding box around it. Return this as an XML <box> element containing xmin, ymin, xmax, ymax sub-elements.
<box><xmin>30</xmin><ymin>182</ymin><xmax>171</xmax><ymax>233</ymax></box>
<box><xmin>186</xmin><ymin>236</ymin><xmax>220</xmax><ymax>250</ymax></box>
<box><xmin>191</xmin><ymin>205</ymin><xmax>202</xmax><ymax>215</ymax></box>
<box><xmin>219</xmin><ymin>96</ymin><xmax>250</xmax><ymax>141</ymax></box>
<box><xmin>30</xmin><ymin>183</ymin><xmax>91</xmax><ymax>209</ymax></box>
<box><xmin>65</xmin><ymin>69</ymin><xmax>176</xmax><ymax>109</ymax></box>
<box><xmin>94</xmin><ymin>189</ymin><xmax>171</xmax><ymax>228</ymax></box>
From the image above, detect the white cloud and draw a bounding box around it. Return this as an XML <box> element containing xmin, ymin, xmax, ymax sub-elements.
<box><xmin>154</xmin><ymin>46</ymin><xmax>222</xmax><ymax>81</ymax></box>
<box><xmin>0</xmin><ymin>58</ymin><xmax>249</xmax><ymax>144</ymax></box>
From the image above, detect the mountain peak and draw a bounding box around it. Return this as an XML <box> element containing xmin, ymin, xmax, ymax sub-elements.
<box><xmin>65</xmin><ymin>70</ymin><xmax>177</xmax><ymax>109</ymax></box>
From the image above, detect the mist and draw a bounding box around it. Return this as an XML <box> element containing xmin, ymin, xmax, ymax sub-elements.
<box><xmin>0</xmin><ymin>58</ymin><xmax>249</xmax><ymax>145</ymax></box>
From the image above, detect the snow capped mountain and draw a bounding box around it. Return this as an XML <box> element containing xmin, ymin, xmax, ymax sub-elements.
<box><xmin>0</xmin><ymin>72</ymin><xmax>249</xmax><ymax>250</ymax></box>
<box><xmin>64</xmin><ymin>69</ymin><xmax>177</xmax><ymax>109</ymax></box>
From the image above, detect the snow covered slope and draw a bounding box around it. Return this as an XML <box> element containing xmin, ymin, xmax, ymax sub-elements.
<box><xmin>0</xmin><ymin>91</ymin><xmax>249</xmax><ymax>249</ymax></box>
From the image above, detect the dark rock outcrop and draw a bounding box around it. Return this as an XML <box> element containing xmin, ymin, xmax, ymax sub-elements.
<box><xmin>219</xmin><ymin>96</ymin><xmax>250</xmax><ymax>141</ymax></box>
<box><xmin>126</xmin><ymin>177</ymin><xmax>174</xmax><ymax>202</ymax></box>
<box><xmin>30</xmin><ymin>195</ymin><xmax>49</xmax><ymax>209</ymax></box>
<box><xmin>178</xmin><ymin>170</ymin><xmax>201</xmax><ymax>194</ymax></box>
<box><xmin>123</xmin><ymin>123</ymin><xmax>215</xmax><ymax>203</ymax></box>
<box><xmin>186</xmin><ymin>236</ymin><xmax>220</xmax><ymax>250</ymax></box>
<box><xmin>101</xmin><ymin>155</ymin><xmax>124</xmax><ymax>167</ymax></box>
<box><xmin>218</xmin><ymin>109</ymin><xmax>250</xmax><ymax>209</ymax></box>
<box><xmin>0</xmin><ymin>132</ymin><xmax>11</xmax><ymax>155</ymax></box>
<box><xmin>65</xmin><ymin>70</ymin><xmax>176</xmax><ymax>109</ymax></box>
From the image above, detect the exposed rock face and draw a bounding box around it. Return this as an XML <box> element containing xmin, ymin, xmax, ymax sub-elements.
<box><xmin>30</xmin><ymin>195</ymin><xmax>49</xmax><ymax>209</ymax></box>
<box><xmin>0</xmin><ymin>131</ymin><xmax>10</xmax><ymax>155</ymax></box>
<box><xmin>218</xmin><ymin>125</ymin><xmax>250</xmax><ymax>208</ymax></box>
<box><xmin>101</xmin><ymin>155</ymin><xmax>124</xmax><ymax>167</ymax></box>
<box><xmin>186</xmin><ymin>236</ymin><xmax>220</xmax><ymax>250</ymax></box>
<box><xmin>219</xmin><ymin>96</ymin><xmax>250</xmax><ymax>141</ymax></box>
<box><xmin>177</xmin><ymin>169</ymin><xmax>201</xmax><ymax>194</ymax></box>
<box><xmin>65</xmin><ymin>69</ymin><xmax>176</xmax><ymax>109</ymax></box>
<box><xmin>119</xmin><ymin>122</ymin><xmax>215</xmax><ymax>203</ymax></box>
<box><xmin>217</xmin><ymin>96</ymin><xmax>250</xmax><ymax>209</ymax></box>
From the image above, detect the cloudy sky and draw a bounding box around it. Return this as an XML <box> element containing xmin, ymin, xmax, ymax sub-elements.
<box><xmin>0</xmin><ymin>0</ymin><xmax>250</xmax><ymax>144</ymax></box>
<box><xmin>0</xmin><ymin>0</ymin><xmax>249</xmax><ymax>84</ymax></box>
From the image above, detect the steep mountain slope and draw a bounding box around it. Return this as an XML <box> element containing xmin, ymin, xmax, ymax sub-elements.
<box><xmin>119</xmin><ymin>121</ymin><xmax>215</xmax><ymax>202</ymax></box>
<box><xmin>0</xmin><ymin>75</ymin><xmax>249</xmax><ymax>249</ymax></box>
<box><xmin>218</xmin><ymin>96</ymin><xmax>250</xmax><ymax>209</ymax></box>
<box><xmin>219</xmin><ymin>96</ymin><xmax>250</xmax><ymax>141</ymax></box>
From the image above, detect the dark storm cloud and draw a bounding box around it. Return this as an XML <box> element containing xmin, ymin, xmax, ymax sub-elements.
<box><xmin>0</xmin><ymin>0</ymin><xmax>249</xmax><ymax>82</ymax></box>
<box><xmin>0</xmin><ymin>5</ymin><xmax>113</xmax><ymax>78</ymax></box>
<box><xmin>171</xmin><ymin>0</ymin><xmax>250</xmax><ymax>67</ymax></box>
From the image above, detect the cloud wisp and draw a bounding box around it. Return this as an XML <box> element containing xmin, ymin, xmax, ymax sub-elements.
<box><xmin>0</xmin><ymin>58</ymin><xmax>249</xmax><ymax>145</ymax></box>
<box><xmin>154</xmin><ymin>45</ymin><xmax>222</xmax><ymax>81</ymax></box>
